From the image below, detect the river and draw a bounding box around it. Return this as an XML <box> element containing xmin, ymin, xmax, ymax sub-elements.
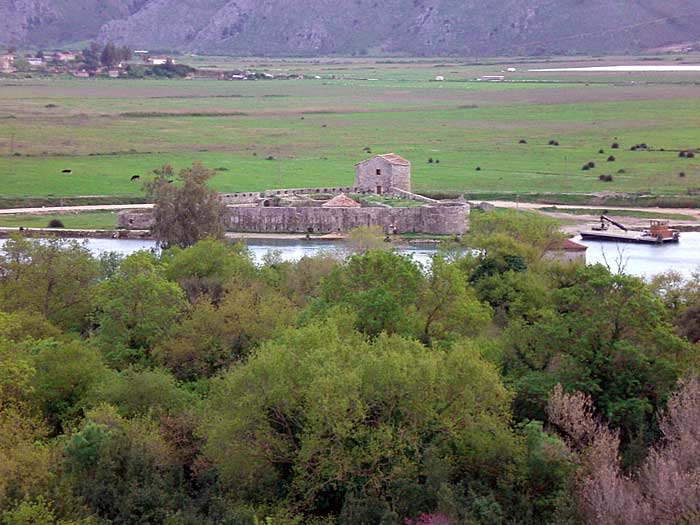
<box><xmin>2</xmin><ymin>234</ymin><xmax>699</xmax><ymax>279</ymax></box>
<box><xmin>530</xmin><ymin>65</ymin><xmax>700</xmax><ymax>72</ymax></box>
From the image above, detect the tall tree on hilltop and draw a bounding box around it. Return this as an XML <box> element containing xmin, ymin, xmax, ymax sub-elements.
<box><xmin>144</xmin><ymin>162</ymin><xmax>226</xmax><ymax>249</ymax></box>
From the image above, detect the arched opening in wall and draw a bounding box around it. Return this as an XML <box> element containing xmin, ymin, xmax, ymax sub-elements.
<box><xmin>263</xmin><ymin>200</ymin><xmax>271</xmax><ymax>207</ymax></box>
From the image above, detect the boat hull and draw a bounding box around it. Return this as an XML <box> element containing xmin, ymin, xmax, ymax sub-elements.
<box><xmin>579</xmin><ymin>230</ymin><xmax>680</xmax><ymax>244</ymax></box>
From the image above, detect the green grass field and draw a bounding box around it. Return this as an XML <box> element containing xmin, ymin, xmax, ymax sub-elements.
<box><xmin>0</xmin><ymin>212</ymin><xmax>120</xmax><ymax>229</ymax></box>
<box><xmin>2</xmin><ymin>56</ymin><xmax>700</xmax><ymax>199</ymax></box>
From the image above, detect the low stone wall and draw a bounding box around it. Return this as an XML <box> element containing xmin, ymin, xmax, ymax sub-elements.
<box><xmin>118</xmin><ymin>210</ymin><xmax>155</xmax><ymax>229</ymax></box>
<box><xmin>220</xmin><ymin>186</ymin><xmax>375</xmax><ymax>205</ymax></box>
<box><xmin>220</xmin><ymin>192</ymin><xmax>262</xmax><ymax>205</ymax></box>
<box><xmin>388</xmin><ymin>187</ymin><xmax>440</xmax><ymax>204</ymax></box>
<box><xmin>118</xmin><ymin>202</ymin><xmax>469</xmax><ymax>236</ymax></box>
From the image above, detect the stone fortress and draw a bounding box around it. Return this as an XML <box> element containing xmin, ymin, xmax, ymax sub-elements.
<box><xmin>119</xmin><ymin>154</ymin><xmax>470</xmax><ymax>235</ymax></box>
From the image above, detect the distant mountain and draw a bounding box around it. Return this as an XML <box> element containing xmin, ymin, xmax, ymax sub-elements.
<box><xmin>3</xmin><ymin>0</ymin><xmax>700</xmax><ymax>56</ymax></box>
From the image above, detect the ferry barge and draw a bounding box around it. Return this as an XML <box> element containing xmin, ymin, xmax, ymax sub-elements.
<box><xmin>579</xmin><ymin>216</ymin><xmax>680</xmax><ymax>244</ymax></box>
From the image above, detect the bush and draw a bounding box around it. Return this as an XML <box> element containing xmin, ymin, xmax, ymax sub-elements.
<box><xmin>688</xmin><ymin>152</ymin><xmax>695</xmax><ymax>158</ymax></box>
<box><xmin>587</xmin><ymin>161</ymin><xmax>595</xmax><ymax>168</ymax></box>
<box><xmin>47</xmin><ymin>219</ymin><xmax>65</xmax><ymax>228</ymax></box>
<box><xmin>599</xmin><ymin>174</ymin><xmax>613</xmax><ymax>182</ymax></box>
<box><xmin>607</xmin><ymin>155</ymin><xmax>616</xmax><ymax>162</ymax></box>
<box><xmin>476</xmin><ymin>166</ymin><xmax>481</xmax><ymax>171</ymax></box>
<box><xmin>611</xmin><ymin>142</ymin><xmax>620</xmax><ymax>149</ymax></box>
<box><xmin>519</xmin><ymin>139</ymin><xmax>527</xmax><ymax>144</ymax></box>
<box><xmin>679</xmin><ymin>151</ymin><xmax>687</xmax><ymax>158</ymax></box>
<box><xmin>679</xmin><ymin>172</ymin><xmax>687</xmax><ymax>178</ymax></box>
<box><xmin>428</xmin><ymin>158</ymin><xmax>434</xmax><ymax>163</ymax></box>
<box><xmin>598</xmin><ymin>149</ymin><xmax>604</xmax><ymax>154</ymax></box>
<box><xmin>617</xmin><ymin>169</ymin><xmax>626</xmax><ymax>173</ymax></box>
<box><xmin>548</xmin><ymin>140</ymin><xmax>559</xmax><ymax>146</ymax></box>
<box><xmin>581</xmin><ymin>165</ymin><xmax>589</xmax><ymax>171</ymax></box>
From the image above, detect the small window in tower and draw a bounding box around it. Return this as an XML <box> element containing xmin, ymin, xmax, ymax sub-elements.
<box><xmin>376</xmin><ymin>169</ymin><xmax>381</xmax><ymax>176</ymax></box>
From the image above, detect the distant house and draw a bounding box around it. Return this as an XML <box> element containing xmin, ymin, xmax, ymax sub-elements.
<box><xmin>72</xmin><ymin>70</ymin><xmax>90</xmax><ymax>78</ymax></box>
<box><xmin>53</xmin><ymin>51</ymin><xmax>77</xmax><ymax>62</ymax></box>
<box><xmin>107</xmin><ymin>69</ymin><xmax>120</xmax><ymax>78</ymax></box>
<box><xmin>26</xmin><ymin>57</ymin><xmax>45</xmax><ymax>67</ymax></box>
<box><xmin>354</xmin><ymin>154</ymin><xmax>411</xmax><ymax>195</ymax></box>
<box><xmin>0</xmin><ymin>54</ymin><xmax>14</xmax><ymax>72</ymax></box>
<box><xmin>545</xmin><ymin>238</ymin><xmax>588</xmax><ymax>263</ymax></box>
<box><xmin>147</xmin><ymin>56</ymin><xmax>171</xmax><ymax>65</ymax></box>
<box><xmin>478</xmin><ymin>75</ymin><xmax>505</xmax><ymax>82</ymax></box>
<box><xmin>435</xmin><ymin>75</ymin><xmax>445</xmax><ymax>81</ymax></box>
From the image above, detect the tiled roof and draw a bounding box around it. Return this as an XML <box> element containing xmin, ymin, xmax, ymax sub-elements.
<box><xmin>561</xmin><ymin>238</ymin><xmax>588</xmax><ymax>251</ymax></box>
<box><xmin>377</xmin><ymin>153</ymin><xmax>411</xmax><ymax>166</ymax></box>
<box><xmin>355</xmin><ymin>153</ymin><xmax>411</xmax><ymax>166</ymax></box>
<box><xmin>322</xmin><ymin>194</ymin><xmax>361</xmax><ymax>208</ymax></box>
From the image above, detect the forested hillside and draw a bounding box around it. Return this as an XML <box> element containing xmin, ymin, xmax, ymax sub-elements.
<box><xmin>2</xmin><ymin>206</ymin><xmax>700</xmax><ymax>524</ymax></box>
<box><xmin>3</xmin><ymin>0</ymin><xmax>700</xmax><ymax>55</ymax></box>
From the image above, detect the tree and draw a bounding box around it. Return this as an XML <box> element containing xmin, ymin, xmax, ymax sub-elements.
<box><xmin>30</xmin><ymin>340</ymin><xmax>108</xmax><ymax>433</ymax></box>
<box><xmin>100</xmin><ymin>43</ymin><xmax>118</xmax><ymax>67</ymax></box>
<box><xmin>547</xmin><ymin>378</ymin><xmax>700</xmax><ymax>525</ymax></box>
<box><xmin>314</xmin><ymin>250</ymin><xmax>423</xmax><ymax>337</ymax></box>
<box><xmin>162</xmin><ymin>238</ymin><xmax>256</xmax><ymax>303</ymax></box>
<box><xmin>506</xmin><ymin>264</ymin><xmax>691</xmax><ymax>465</ymax></box>
<box><xmin>92</xmin><ymin>251</ymin><xmax>186</xmax><ymax>367</ymax></box>
<box><xmin>0</xmin><ymin>236</ymin><xmax>100</xmax><ymax>332</ymax></box>
<box><xmin>418</xmin><ymin>254</ymin><xmax>491</xmax><ymax>345</ymax></box>
<box><xmin>63</xmin><ymin>405</ymin><xmax>186</xmax><ymax>524</ymax></box>
<box><xmin>154</xmin><ymin>280</ymin><xmax>298</xmax><ymax>380</ymax></box>
<box><xmin>144</xmin><ymin>163</ymin><xmax>226</xmax><ymax>249</ymax></box>
<box><xmin>201</xmin><ymin>320</ymin><xmax>520</xmax><ymax>520</ymax></box>
<box><xmin>81</xmin><ymin>42</ymin><xmax>102</xmax><ymax>70</ymax></box>
<box><xmin>89</xmin><ymin>367</ymin><xmax>192</xmax><ymax>418</ymax></box>
<box><xmin>467</xmin><ymin>209</ymin><xmax>565</xmax><ymax>265</ymax></box>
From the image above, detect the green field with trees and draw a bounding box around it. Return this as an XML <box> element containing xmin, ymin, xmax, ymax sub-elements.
<box><xmin>2</xmin><ymin>57</ymin><xmax>700</xmax><ymax>200</ymax></box>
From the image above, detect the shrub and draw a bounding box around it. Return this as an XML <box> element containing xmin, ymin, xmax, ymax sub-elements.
<box><xmin>519</xmin><ymin>139</ymin><xmax>527</xmax><ymax>144</ymax></box>
<box><xmin>476</xmin><ymin>166</ymin><xmax>481</xmax><ymax>171</ymax></box>
<box><xmin>607</xmin><ymin>155</ymin><xmax>616</xmax><ymax>162</ymax></box>
<box><xmin>688</xmin><ymin>152</ymin><xmax>696</xmax><ymax>158</ymax></box>
<box><xmin>581</xmin><ymin>165</ymin><xmax>590</xmax><ymax>171</ymax></box>
<box><xmin>598</xmin><ymin>149</ymin><xmax>604</xmax><ymax>154</ymax></box>
<box><xmin>631</xmin><ymin>146</ymin><xmax>638</xmax><ymax>151</ymax></box>
<box><xmin>47</xmin><ymin>219</ymin><xmax>64</xmax><ymax>228</ymax></box>
<box><xmin>611</xmin><ymin>142</ymin><xmax>619</xmax><ymax>149</ymax></box>
<box><xmin>435</xmin><ymin>159</ymin><xmax>440</xmax><ymax>164</ymax></box>
<box><xmin>266</xmin><ymin>155</ymin><xmax>275</xmax><ymax>160</ymax></box>
<box><xmin>617</xmin><ymin>169</ymin><xmax>626</xmax><ymax>173</ymax></box>
<box><xmin>679</xmin><ymin>151</ymin><xmax>687</xmax><ymax>158</ymax></box>
<box><xmin>587</xmin><ymin>161</ymin><xmax>595</xmax><ymax>168</ymax></box>
<box><xmin>679</xmin><ymin>172</ymin><xmax>687</xmax><ymax>178</ymax></box>
<box><xmin>428</xmin><ymin>158</ymin><xmax>433</xmax><ymax>163</ymax></box>
<box><xmin>599</xmin><ymin>174</ymin><xmax>613</xmax><ymax>182</ymax></box>
<box><xmin>548</xmin><ymin>140</ymin><xmax>559</xmax><ymax>146</ymax></box>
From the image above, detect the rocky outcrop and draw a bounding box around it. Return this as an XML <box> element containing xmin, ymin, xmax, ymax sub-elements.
<box><xmin>3</xmin><ymin>0</ymin><xmax>700</xmax><ymax>56</ymax></box>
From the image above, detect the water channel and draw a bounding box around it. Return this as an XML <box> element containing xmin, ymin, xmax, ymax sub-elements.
<box><xmin>2</xmin><ymin>233</ymin><xmax>700</xmax><ymax>279</ymax></box>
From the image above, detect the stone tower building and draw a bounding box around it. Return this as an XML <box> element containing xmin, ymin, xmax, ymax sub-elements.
<box><xmin>354</xmin><ymin>154</ymin><xmax>411</xmax><ymax>195</ymax></box>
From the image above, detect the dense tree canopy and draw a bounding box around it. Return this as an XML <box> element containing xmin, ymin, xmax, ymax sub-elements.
<box><xmin>0</xmin><ymin>211</ymin><xmax>698</xmax><ymax>524</ymax></box>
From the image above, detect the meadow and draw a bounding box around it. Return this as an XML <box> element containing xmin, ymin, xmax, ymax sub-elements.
<box><xmin>2</xmin><ymin>56</ymin><xmax>700</xmax><ymax>199</ymax></box>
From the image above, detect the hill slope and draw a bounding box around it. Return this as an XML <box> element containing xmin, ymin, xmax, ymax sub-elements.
<box><xmin>2</xmin><ymin>0</ymin><xmax>700</xmax><ymax>55</ymax></box>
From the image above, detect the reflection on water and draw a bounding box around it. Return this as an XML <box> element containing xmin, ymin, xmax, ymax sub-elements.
<box><xmin>2</xmin><ymin>233</ymin><xmax>700</xmax><ymax>279</ymax></box>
